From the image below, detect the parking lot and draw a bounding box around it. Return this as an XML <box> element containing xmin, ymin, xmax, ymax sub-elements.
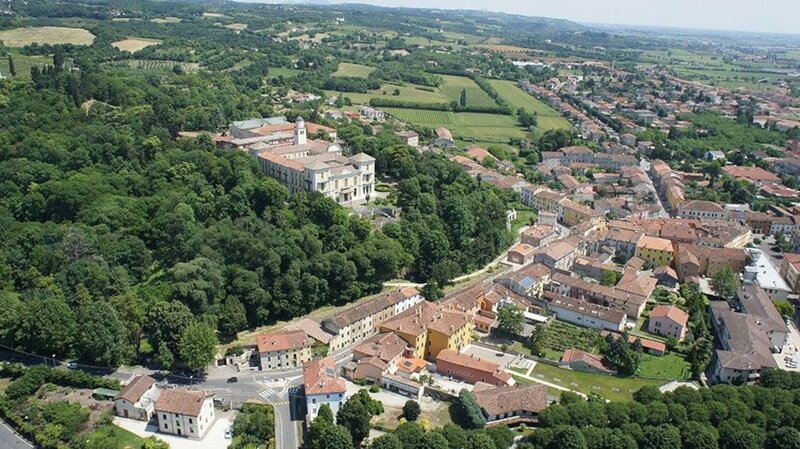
<box><xmin>775</xmin><ymin>321</ymin><xmax>800</xmax><ymax>372</ymax></box>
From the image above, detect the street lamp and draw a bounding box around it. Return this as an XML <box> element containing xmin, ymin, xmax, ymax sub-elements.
<box><xmin>52</xmin><ymin>354</ymin><xmax>56</xmax><ymax>368</ymax></box>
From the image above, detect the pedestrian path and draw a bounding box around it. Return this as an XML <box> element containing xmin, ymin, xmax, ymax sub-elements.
<box><xmin>511</xmin><ymin>370</ymin><xmax>587</xmax><ymax>398</ymax></box>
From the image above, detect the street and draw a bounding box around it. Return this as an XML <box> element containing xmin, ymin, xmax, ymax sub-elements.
<box><xmin>0</xmin><ymin>419</ymin><xmax>31</xmax><ymax>449</ymax></box>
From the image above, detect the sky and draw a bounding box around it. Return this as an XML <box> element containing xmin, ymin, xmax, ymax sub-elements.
<box><xmin>310</xmin><ymin>0</ymin><xmax>800</xmax><ymax>35</ymax></box>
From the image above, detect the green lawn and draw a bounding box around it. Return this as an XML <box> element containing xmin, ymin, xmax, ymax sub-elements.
<box><xmin>530</xmin><ymin>363</ymin><xmax>667</xmax><ymax>402</ymax></box>
<box><xmin>267</xmin><ymin>67</ymin><xmax>302</xmax><ymax>78</ymax></box>
<box><xmin>326</xmin><ymin>83</ymin><xmax>447</xmax><ymax>105</ymax></box>
<box><xmin>638</xmin><ymin>353</ymin><xmax>691</xmax><ymax>380</ymax></box>
<box><xmin>333</xmin><ymin>62</ymin><xmax>375</xmax><ymax>78</ymax></box>
<box><xmin>489</xmin><ymin>80</ymin><xmax>573</xmax><ymax>132</ymax></box>
<box><xmin>511</xmin><ymin>209</ymin><xmax>537</xmax><ymax>235</ymax></box>
<box><xmin>0</xmin><ymin>53</ymin><xmax>50</xmax><ymax>79</ymax></box>
<box><xmin>383</xmin><ymin>108</ymin><xmax>527</xmax><ymax>143</ymax></box>
<box><xmin>85</xmin><ymin>425</ymin><xmax>144</xmax><ymax>449</ymax></box>
<box><xmin>440</xmin><ymin>74</ymin><xmax>497</xmax><ymax>108</ymax></box>
<box><xmin>511</xmin><ymin>373</ymin><xmax>564</xmax><ymax>398</ymax></box>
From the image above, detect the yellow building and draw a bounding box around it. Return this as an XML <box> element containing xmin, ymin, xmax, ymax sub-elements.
<box><xmin>635</xmin><ymin>235</ymin><xmax>675</xmax><ymax>267</ymax></box>
<box><xmin>380</xmin><ymin>301</ymin><xmax>472</xmax><ymax>360</ymax></box>
<box><xmin>561</xmin><ymin>199</ymin><xmax>605</xmax><ymax>228</ymax></box>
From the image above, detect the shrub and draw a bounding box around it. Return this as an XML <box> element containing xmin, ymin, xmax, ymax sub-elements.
<box><xmin>369</xmin><ymin>384</ymin><xmax>380</xmax><ymax>393</ymax></box>
<box><xmin>402</xmin><ymin>400</ymin><xmax>421</xmax><ymax>421</ymax></box>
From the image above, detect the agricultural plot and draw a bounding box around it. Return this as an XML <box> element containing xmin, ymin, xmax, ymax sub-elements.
<box><xmin>150</xmin><ymin>17</ymin><xmax>181</xmax><ymax>23</ymax></box>
<box><xmin>490</xmin><ymin>80</ymin><xmax>573</xmax><ymax>131</ymax></box>
<box><xmin>0</xmin><ymin>27</ymin><xmax>95</xmax><ymax>47</ymax></box>
<box><xmin>267</xmin><ymin>67</ymin><xmax>302</xmax><ymax>78</ymax></box>
<box><xmin>333</xmin><ymin>62</ymin><xmax>375</xmax><ymax>78</ymax></box>
<box><xmin>0</xmin><ymin>54</ymin><xmax>49</xmax><ymax>78</ymax></box>
<box><xmin>384</xmin><ymin>108</ymin><xmax>527</xmax><ymax>143</ymax></box>
<box><xmin>127</xmin><ymin>59</ymin><xmax>200</xmax><ymax>72</ymax></box>
<box><xmin>440</xmin><ymin>74</ymin><xmax>497</xmax><ymax>108</ymax></box>
<box><xmin>325</xmin><ymin>83</ymin><xmax>447</xmax><ymax>105</ymax></box>
<box><xmin>111</xmin><ymin>38</ymin><xmax>162</xmax><ymax>53</ymax></box>
<box><xmin>224</xmin><ymin>23</ymin><xmax>248</xmax><ymax>31</ymax></box>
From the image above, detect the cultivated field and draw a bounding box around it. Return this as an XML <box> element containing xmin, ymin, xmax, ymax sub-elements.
<box><xmin>333</xmin><ymin>62</ymin><xmax>375</xmax><ymax>78</ymax></box>
<box><xmin>440</xmin><ymin>74</ymin><xmax>497</xmax><ymax>108</ymax></box>
<box><xmin>268</xmin><ymin>67</ymin><xmax>302</xmax><ymax>78</ymax></box>
<box><xmin>0</xmin><ymin>54</ymin><xmax>49</xmax><ymax>78</ymax></box>
<box><xmin>150</xmin><ymin>17</ymin><xmax>181</xmax><ymax>23</ymax></box>
<box><xmin>127</xmin><ymin>59</ymin><xmax>200</xmax><ymax>72</ymax></box>
<box><xmin>490</xmin><ymin>79</ymin><xmax>574</xmax><ymax>131</ymax></box>
<box><xmin>325</xmin><ymin>83</ymin><xmax>448</xmax><ymax>105</ymax></box>
<box><xmin>384</xmin><ymin>108</ymin><xmax>527</xmax><ymax>142</ymax></box>
<box><xmin>111</xmin><ymin>38</ymin><xmax>162</xmax><ymax>53</ymax></box>
<box><xmin>0</xmin><ymin>27</ymin><xmax>95</xmax><ymax>47</ymax></box>
<box><xmin>224</xmin><ymin>23</ymin><xmax>248</xmax><ymax>31</ymax></box>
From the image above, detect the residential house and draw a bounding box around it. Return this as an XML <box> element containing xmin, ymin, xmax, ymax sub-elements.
<box><xmin>114</xmin><ymin>375</ymin><xmax>159</xmax><ymax>421</ymax></box>
<box><xmin>635</xmin><ymin>235</ymin><xmax>674</xmax><ymax>267</ymax></box>
<box><xmin>648</xmin><ymin>305</ymin><xmax>689</xmax><ymax>341</ymax></box>
<box><xmin>548</xmin><ymin>272</ymin><xmax>648</xmax><ymax>319</ymax></box>
<box><xmin>155</xmin><ymin>389</ymin><xmax>215</xmax><ymax>440</ymax></box>
<box><xmin>653</xmin><ymin>266</ymin><xmax>679</xmax><ymax>288</ymax></box>
<box><xmin>676</xmin><ymin>200</ymin><xmax>730</xmax><ymax>221</ymax></box>
<box><xmin>434</xmin><ymin>128</ymin><xmax>454</xmax><ymax>148</ymax></box>
<box><xmin>359</xmin><ymin>106</ymin><xmax>384</xmax><ymax>121</ymax></box>
<box><xmin>304</xmin><ymin>356</ymin><xmax>347</xmax><ymax>422</ymax></box>
<box><xmin>779</xmin><ymin>253</ymin><xmax>800</xmax><ymax>293</ymax></box>
<box><xmin>507</xmin><ymin>243</ymin><xmax>536</xmax><ymax>265</ymax></box>
<box><xmin>380</xmin><ymin>301</ymin><xmax>472</xmax><ymax>360</ymax></box>
<box><xmin>533</xmin><ymin>240</ymin><xmax>578</xmax><ymax>271</ymax></box>
<box><xmin>520</xmin><ymin>225</ymin><xmax>557</xmax><ymax>247</ymax></box>
<box><xmin>395</xmin><ymin>130</ymin><xmax>419</xmax><ymax>147</ymax></box>
<box><xmin>673</xmin><ymin>244</ymin><xmax>749</xmax><ymax>281</ymax></box>
<box><xmin>471</xmin><ymin>383</ymin><xmax>549</xmax><ymax>423</ymax></box>
<box><xmin>495</xmin><ymin>263</ymin><xmax>552</xmax><ymax>298</ymax></box>
<box><xmin>561</xmin><ymin>348</ymin><xmax>612</xmax><ymax>374</ymax></box>
<box><xmin>547</xmin><ymin>295</ymin><xmax>626</xmax><ymax>332</ymax></box>
<box><xmin>435</xmin><ymin>349</ymin><xmax>512</xmax><ymax>386</ymax></box>
<box><xmin>257</xmin><ymin>329</ymin><xmax>312</xmax><ymax>370</ymax></box>
<box><xmin>722</xmin><ymin>166</ymin><xmax>781</xmax><ymax>186</ymax></box>
<box><xmin>343</xmin><ymin>332</ymin><xmax>408</xmax><ymax>383</ymax></box>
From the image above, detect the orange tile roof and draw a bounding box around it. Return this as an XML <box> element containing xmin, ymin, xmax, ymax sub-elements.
<box><xmin>257</xmin><ymin>329</ymin><xmax>311</xmax><ymax>354</ymax></box>
<box><xmin>304</xmin><ymin>356</ymin><xmax>346</xmax><ymax>396</ymax></box>
<box><xmin>637</xmin><ymin>235</ymin><xmax>674</xmax><ymax>252</ymax></box>
<box><xmin>114</xmin><ymin>375</ymin><xmax>155</xmax><ymax>403</ymax></box>
<box><xmin>650</xmin><ymin>305</ymin><xmax>689</xmax><ymax>327</ymax></box>
<box><xmin>155</xmin><ymin>389</ymin><xmax>210</xmax><ymax>416</ymax></box>
<box><xmin>381</xmin><ymin>301</ymin><xmax>469</xmax><ymax>338</ymax></box>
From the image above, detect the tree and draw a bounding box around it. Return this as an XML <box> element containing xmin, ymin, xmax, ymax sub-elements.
<box><xmin>633</xmin><ymin>386</ymin><xmax>662</xmax><ymax>404</ymax></box>
<box><xmin>458</xmin><ymin>389</ymin><xmax>486</xmax><ymax>429</ymax></box>
<box><xmin>421</xmin><ymin>432</ymin><xmax>450</xmax><ymax>449</ymax></box>
<box><xmin>486</xmin><ymin>425</ymin><xmax>515</xmax><ymax>449</ymax></box>
<box><xmin>766</xmin><ymin>427</ymin><xmax>800</xmax><ymax>449</ymax></box>
<box><xmin>711</xmin><ymin>268</ymin><xmax>739</xmax><ymax>300</ymax></box>
<box><xmin>307</xmin><ymin>405</ymin><xmax>334</xmax><ymax>449</ymax></box>
<box><xmin>75</xmin><ymin>300</ymin><xmax>128</xmax><ymax>365</ymax></box>
<box><xmin>402</xmin><ymin>399</ymin><xmax>421</xmax><ymax>421</ymax></box>
<box><xmin>774</xmin><ymin>300</ymin><xmax>796</xmax><ymax>318</ymax></box>
<box><xmin>640</xmin><ymin>424</ymin><xmax>681</xmax><ymax>449</ymax></box>
<box><xmin>318</xmin><ymin>425</ymin><xmax>353</xmax><ymax>449</ymax></box>
<box><xmin>687</xmin><ymin>337</ymin><xmax>712</xmax><ymax>380</ymax></box>
<box><xmin>682</xmin><ymin>421</ymin><xmax>719</xmax><ymax>449</ymax></box>
<box><xmin>7</xmin><ymin>55</ymin><xmax>15</xmax><ymax>77</ymax></box>
<box><xmin>176</xmin><ymin>321</ymin><xmax>218</xmax><ymax>372</ymax></box>
<box><xmin>467</xmin><ymin>432</ymin><xmax>497</xmax><ymax>449</ymax></box>
<box><xmin>600</xmin><ymin>271</ymin><xmax>618</xmax><ymax>287</ymax></box>
<box><xmin>497</xmin><ymin>305</ymin><xmax>524</xmax><ymax>335</ymax></box>
<box><xmin>218</xmin><ymin>296</ymin><xmax>248</xmax><ymax>338</ymax></box>
<box><xmin>141</xmin><ymin>436</ymin><xmax>169</xmax><ymax>449</ymax></box>
<box><xmin>337</xmin><ymin>393</ymin><xmax>372</xmax><ymax>444</ymax></box>
<box><xmin>548</xmin><ymin>425</ymin><xmax>587</xmax><ymax>449</ymax></box>
<box><xmin>460</xmin><ymin>88</ymin><xmax>467</xmax><ymax>107</ymax></box>
<box><xmin>370</xmin><ymin>434</ymin><xmax>402</xmax><ymax>449</ymax></box>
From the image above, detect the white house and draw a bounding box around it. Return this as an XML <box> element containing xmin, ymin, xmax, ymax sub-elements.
<box><xmin>154</xmin><ymin>389</ymin><xmax>216</xmax><ymax>440</ymax></box>
<box><xmin>547</xmin><ymin>296</ymin><xmax>626</xmax><ymax>332</ymax></box>
<box><xmin>114</xmin><ymin>375</ymin><xmax>159</xmax><ymax>421</ymax></box>
<box><xmin>304</xmin><ymin>356</ymin><xmax>347</xmax><ymax>422</ymax></box>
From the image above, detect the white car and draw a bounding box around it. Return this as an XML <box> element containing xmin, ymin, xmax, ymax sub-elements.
<box><xmin>224</xmin><ymin>428</ymin><xmax>233</xmax><ymax>439</ymax></box>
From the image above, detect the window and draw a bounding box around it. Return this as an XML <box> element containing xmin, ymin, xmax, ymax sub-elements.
<box><xmin>189</xmin><ymin>418</ymin><xmax>192</xmax><ymax>424</ymax></box>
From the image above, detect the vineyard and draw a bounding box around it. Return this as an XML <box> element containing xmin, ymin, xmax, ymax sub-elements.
<box><xmin>489</xmin><ymin>79</ymin><xmax>574</xmax><ymax>132</ymax></box>
<box><xmin>440</xmin><ymin>74</ymin><xmax>498</xmax><ymax>108</ymax></box>
<box><xmin>127</xmin><ymin>60</ymin><xmax>200</xmax><ymax>72</ymax></box>
<box><xmin>384</xmin><ymin>108</ymin><xmax>528</xmax><ymax>142</ymax></box>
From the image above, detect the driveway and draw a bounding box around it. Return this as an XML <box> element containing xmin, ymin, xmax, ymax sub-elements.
<box><xmin>114</xmin><ymin>412</ymin><xmax>235</xmax><ymax>449</ymax></box>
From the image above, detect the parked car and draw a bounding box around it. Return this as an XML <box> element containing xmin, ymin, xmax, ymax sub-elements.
<box><xmin>66</xmin><ymin>362</ymin><xmax>79</xmax><ymax>370</ymax></box>
<box><xmin>224</xmin><ymin>428</ymin><xmax>233</xmax><ymax>439</ymax></box>
<box><xmin>227</xmin><ymin>376</ymin><xmax>239</xmax><ymax>383</ymax></box>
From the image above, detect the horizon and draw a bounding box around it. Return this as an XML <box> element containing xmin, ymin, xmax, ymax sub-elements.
<box><xmin>243</xmin><ymin>0</ymin><xmax>800</xmax><ymax>36</ymax></box>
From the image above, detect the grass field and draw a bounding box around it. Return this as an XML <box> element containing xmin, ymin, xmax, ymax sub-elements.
<box><xmin>0</xmin><ymin>27</ymin><xmax>95</xmax><ymax>47</ymax></box>
<box><xmin>326</xmin><ymin>83</ymin><xmax>447</xmax><ymax>105</ymax></box>
<box><xmin>383</xmin><ymin>108</ymin><xmax>527</xmax><ymax>142</ymax></box>
<box><xmin>0</xmin><ymin>54</ymin><xmax>49</xmax><ymax>78</ymax></box>
<box><xmin>112</xmin><ymin>38</ymin><xmax>162</xmax><ymax>53</ymax></box>
<box><xmin>86</xmin><ymin>425</ymin><xmax>143</xmax><ymax>449</ymax></box>
<box><xmin>127</xmin><ymin>59</ymin><xmax>200</xmax><ymax>72</ymax></box>
<box><xmin>531</xmin><ymin>363</ymin><xmax>667</xmax><ymax>402</ymax></box>
<box><xmin>268</xmin><ymin>67</ymin><xmax>302</xmax><ymax>78</ymax></box>
<box><xmin>490</xmin><ymin>80</ymin><xmax>573</xmax><ymax>132</ymax></box>
<box><xmin>440</xmin><ymin>74</ymin><xmax>497</xmax><ymax>108</ymax></box>
<box><xmin>638</xmin><ymin>353</ymin><xmax>691</xmax><ymax>380</ymax></box>
<box><xmin>150</xmin><ymin>17</ymin><xmax>181</xmax><ymax>23</ymax></box>
<box><xmin>333</xmin><ymin>62</ymin><xmax>375</xmax><ymax>78</ymax></box>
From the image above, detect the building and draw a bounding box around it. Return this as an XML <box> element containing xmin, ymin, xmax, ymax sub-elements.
<box><xmin>676</xmin><ymin>200</ymin><xmax>730</xmax><ymax>221</ymax></box>
<box><xmin>434</xmin><ymin>128</ymin><xmax>454</xmax><ymax>148</ymax></box>
<box><xmin>380</xmin><ymin>301</ymin><xmax>472</xmax><ymax>360</ymax></box>
<box><xmin>395</xmin><ymin>130</ymin><xmax>419</xmax><ymax>147</ymax></box>
<box><xmin>533</xmin><ymin>240</ymin><xmax>578</xmax><ymax>271</ymax></box>
<box><xmin>435</xmin><ymin>349</ymin><xmax>511</xmax><ymax>386</ymax></box>
<box><xmin>548</xmin><ymin>272</ymin><xmax>648</xmax><ymax>319</ymax></box>
<box><xmin>722</xmin><ymin>166</ymin><xmax>781</xmax><ymax>186</ymax></box>
<box><xmin>710</xmin><ymin>285</ymin><xmax>788</xmax><ymax>384</ymax></box>
<box><xmin>114</xmin><ymin>375</ymin><xmax>159</xmax><ymax>421</ymax></box>
<box><xmin>507</xmin><ymin>243</ymin><xmax>536</xmax><ymax>265</ymax></box>
<box><xmin>673</xmin><ymin>244</ymin><xmax>750</xmax><ymax>282</ymax></box>
<box><xmin>155</xmin><ymin>389</ymin><xmax>215</xmax><ymax>440</ymax></box>
<box><xmin>256</xmin><ymin>117</ymin><xmax>375</xmax><ymax>204</ymax></box>
<box><xmin>257</xmin><ymin>329</ymin><xmax>312</xmax><ymax>370</ymax></box>
<box><xmin>495</xmin><ymin>262</ymin><xmax>552</xmax><ymax>298</ymax></box>
<box><xmin>471</xmin><ymin>383</ymin><xmax>549</xmax><ymax>423</ymax></box>
<box><xmin>561</xmin><ymin>348</ymin><xmax>612</xmax><ymax>374</ymax></box>
<box><xmin>653</xmin><ymin>266</ymin><xmax>679</xmax><ymax>288</ymax></box>
<box><xmin>745</xmin><ymin>249</ymin><xmax>792</xmax><ymax>301</ymax></box>
<box><xmin>547</xmin><ymin>296</ymin><xmax>626</xmax><ymax>332</ymax></box>
<box><xmin>648</xmin><ymin>305</ymin><xmax>689</xmax><ymax>341</ymax></box>
<box><xmin>635</xmin><ymin>235</ymin><xmax>674</xmax><ymax>267</ymax></box>
<box><xmin>520</xmin><ymin>225</ymin><xmax>557</xmax><ymax>247</ymax></box>
<box><xmin>561</xmin><ymin>199</ymin><xmax>605</xmax><ymax>227</ymax></box>
<box><xmin>359</xmin><ymin>105</ymin><xmax>384</xmax><ymax>121</ymax></box>
<box><xmin>304</xmin><ymin>356</ymin><xmax>347</xmax><ymax>422</ymax></box>
<box><xmin>779</xmin><ymin>253</ymin><xmax>800</xmax><ymax>294</ymax></box>
<box><xmin>322</xmin><ymin>287</ymin><xmax>423</xmax><ymax>351</ymax></box>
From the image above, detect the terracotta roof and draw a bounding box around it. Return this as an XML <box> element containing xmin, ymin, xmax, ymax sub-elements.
<box><xmin>472</xmin><ymin>384</ymin><xmax>548</xmax><ymax>417</ymax></box>
<box><xmin>257</xmin><ymin>329</ymin><xmax>311</xmax><ymax>354</ymax></box>
<box><xmin>381</xmin><ymin>301</ymin><xmax>469</xmax><ymax>338</ymax></box>
<box><xmin>627</xmin><ymin>335</ymin><xmax>667</xmax><ymax>353</ymax></box>
<box><xmin>395</xmin><ymin>357</ymin><xmax>427</xmax><ymax>374</ymax></box>
<box><xmin>436</xmin><ymin>349</ymin><xmax>511</xmax><ymax>383</ymax></box>
<box><xmin>722</xmin><ymin>166</ymin><xmax>781</xmax><ymax>183</ymax></box>
<box><xmin>257</xmin><ymin>150</ymin><xmax>304</xmax><ymax>171</ymax></box>
<box><xmin>678</xmin><ymin>200</ymin><xmax>726</xmax><ymax>213</ymax></box>
<box><xmin>650</xmin><ymin>305</ymin><xmax>689</xmax><ymax>327</ymax></box>
<box><xmin>353</xmin><ymin>332</ymin><xmax>407</xmax><ymax>363</ymax></box>
<box><xmin>304</xmin><ymin>356</ymin><xmax>346</xmax><ymax>396</ymax></box>
<box><xmin>466</xmin><ymin>146</ymin><xmax>495</xmax><ymax>162</ymax></box>
<box><xmin>561</xmin><ymin>348</ymin><xmax>608</xmax><ymax>371</ymax></box>
<box><xmin>549</xmin><ymin>296</ymin><xmax>626</xmax><ymax>325</ymax></box>
<box><xmin>324</xmin><ymin>288</ymin><xmax>417</xmax><ymax>332</ymax></box>
<box><xmin>114</xmin><ymin>375</ymin><xmax>155</xmax><ymax>403</ymax></box>
<box><xmin>435</xmin><ymin>128</ymin><xmax>453</xmax><ymax>140</ymax></box>
<box><xmin>154</xmin><ymin>389</ymin><xmax>210</xmax><ymax>416</ymax></box>
<box><xmin>285</xmin><ymin>318</ymin><xmax>332</xmax><ymax>344</ymax></box>
<box><xmin>637</xmin><ymin>235</ymin><xmax>674</xmax><ymax>252</ymax></box>
<box><xmin>509</xmin><ymin>243</ymin><xmax>536</xmax><ymax>256</ymax></box>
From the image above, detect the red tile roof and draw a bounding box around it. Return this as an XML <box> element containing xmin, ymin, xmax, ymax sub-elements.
<box><xmin>304</xmin><ymin>356</ymin><xmax>346</xmax><ymax>396</ymax></box>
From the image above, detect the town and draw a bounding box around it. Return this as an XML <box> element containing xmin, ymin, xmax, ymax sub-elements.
<box><xmin>2</xmin><ymin>1</ymin><xmax>800</xmax><ymax>449</ymax></box>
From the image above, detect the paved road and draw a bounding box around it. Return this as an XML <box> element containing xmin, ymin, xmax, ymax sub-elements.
<box><xmin>0</xmin><ymin>419</ymin><xmax>31</xmax><ymax>449</ymax></box>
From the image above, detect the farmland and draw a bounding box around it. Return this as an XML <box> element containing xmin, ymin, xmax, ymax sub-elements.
<box><xmin>490</xmin><ymin>79</ymin><xmax>574</xmax><ymax>131</ymax></box>
<box><xmin>440</xmin><ymin>74</ymin><xmax>497</xmax><ymax>108</ymax></box>
<box><xmin>111</xmin><ymin>38</ymin><xmax>162</xmax><ymax>53</ymax></box>
<box><xmin>0</xmin><ymin>54</ymin><xmax>49</xmax><ymax>78</ymax></box>
<box><xmin>127</xmin><ymin>59</ymin><xmax>200</xmax><ymax>72</ymax></box>
<box><xmin>0</xmin><ymin>27</ymin><xmax>95</xmax><ymax>47</ymax></box>
<box><xmin>333</xmin><ymin>62</ymin><xmax>375</xmax><ymax>78</ymax></box>
<box><xmin>325</xmin><ymin>83</ymin><xmax>448</xmax><ymax>105</ymax></box>
<box><xmin>383</xmin><ymin>108</ymin><xmax>527</xmax><ymax>142</ymax></box>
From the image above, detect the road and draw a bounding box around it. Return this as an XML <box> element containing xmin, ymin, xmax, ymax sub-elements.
<box><xmin>0</xmin><ymin>419</ymin><xmax>31</xmax><ymax>449</ymax></box>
